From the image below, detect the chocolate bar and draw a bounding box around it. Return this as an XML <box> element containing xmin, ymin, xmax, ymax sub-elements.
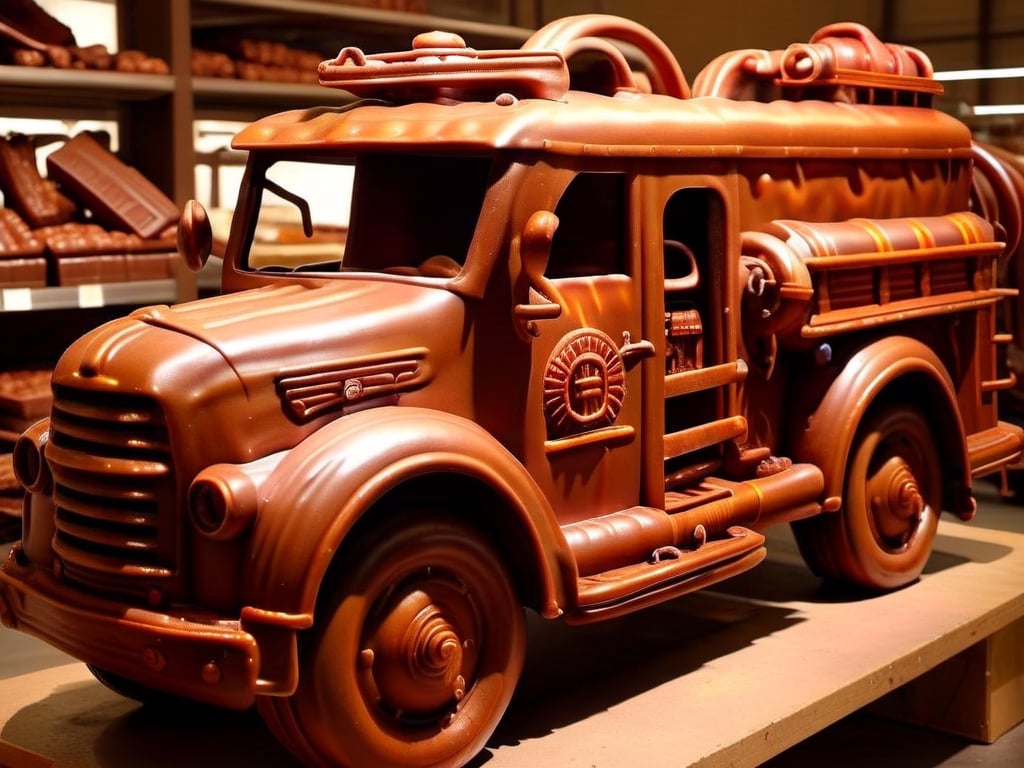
<box><xmin>235</xmin><ymin>39</ymin><xmax>321</xmax><ymax>71</ymax></box>
<box><xmin>36</xmin><ymin>221</ymin><xmax>176</xmax><ymax>256</ymax></box>
<box><xmin>0</xmin><ymin>256</ymin><xmax>46</xmax><ymax>287</ymax></box>
<box><xmin>192</xmin><ymin>49</ymin><xmax>236</xmax><ymax>78</ymax></box>
<box><xmin>0</xmin><ymin>0</ymin><xmax>75</xmax><ymax>47</ymax></box>
<box><xmin>0</xmin><ymin>208</ymin><xmax>44</xmax><ymax>257</ymax></box>
<box><xmin>46</xmin><ymin>134</ymin><xmax>178</xmax><ymax>239</ymax></box>
<box><xmin>36</xmin><ymin>222</ymin><xmax>113</xmax><ymax>255</ymax></box>
<box><xmin>195</xmin><ymin>35</ymin><xmax>322</xmax><ymax>83</ymax></box>
<box><xmin>125</xmin><ymin>251</ymin><xmax>178</xmax><ymax>280</ymax></box>
<box><xmin>0</xmin><ymin>368</ymin><xmax>52</xmax><ymax>419</ymax></box>
<box><xmin>34</xmin><ymin>220</ymin><xmax>176</xmax><ymax>286</ymax></box>
<box><xmin>53</xmin><ymin>254</ymin><xmax>126</xmax><ymax>286</ymax></box>
<box><xmin>0</xmin><ymin>449</ymin><xmax>21</xmax><ymax>523</ymax></box>
<box><xmin>53</xmin><ymin>252</ymin><xmax>176</xmax><ymax>286</ymax></box>
<box><xmin>0</xmin><ymin>452</ymin><xmax>16</xmax><ymax>493</ymax></box>
<box><xmin>40</xmin><ymin>222</ymin><xmax>130</xmax><ymax>255</ymax></box>
<box><xmin>113</xmin><ymin>49</ymin><xmax>169</xmax><ymax>75</ymax></box>
<box><xmin>0</xmin><ymin>135</ymin><xmax>77</xmax><ymax>228</ymax></box>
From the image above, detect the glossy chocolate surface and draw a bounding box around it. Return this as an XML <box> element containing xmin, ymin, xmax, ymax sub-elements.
<box><xmin>2</xmin><ymin>14</ymin><xmax>1023</xmax><ymax>768</ymax></box>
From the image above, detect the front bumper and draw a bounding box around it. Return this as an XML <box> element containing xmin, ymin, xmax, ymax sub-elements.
<box><xmin>0</xmin><ymin>545</ymin><xmax>260</xmax><ymax>710</ymax></box>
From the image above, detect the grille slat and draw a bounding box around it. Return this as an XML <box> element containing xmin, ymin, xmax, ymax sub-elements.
<box><xmin>53</xmin><ymin>394</ymin><xmax>165</xmax><ymax>425</ymax></box>
<box><xmin>46</xmin><ymin>441</ymin><xmax>169</xmax><ymax>478</ymax></box>
<box><xmin>55</xmin><ymin>516</ymin><xmax>159</xmax><ymax>553</ymax></box>
<box><xmin>54</xmin><ymin>484</ymin><xmax>158</xmax><ymax>527</ymax></box>
<box><xmin>50</xmin><ymin>411</ymin><xmax>170</xmax><ymax>457</ymax></box>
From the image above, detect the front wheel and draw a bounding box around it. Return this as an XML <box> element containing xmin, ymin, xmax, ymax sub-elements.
<box><xmin>261</xmin><ymin>513</ymin><xmax>526</xmax><ymax>768</ymax></box>
<box><xmin>87</xmin><ymin>665</ymin><xmax>193</xmax><ymax>710</ymax></box>
<box><xmin>793</xmin><ymin>405</ymin><xmax>942</xmax><ymax>590</ymax></box>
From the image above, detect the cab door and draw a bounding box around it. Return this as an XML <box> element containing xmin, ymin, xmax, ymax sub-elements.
<box><xmin>518</xmin><ymin>169</ymin><xmax>650</xmax><ymax>523</ymax></box>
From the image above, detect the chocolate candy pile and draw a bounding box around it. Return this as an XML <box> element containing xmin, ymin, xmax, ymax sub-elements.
<box><xmin>0</xmin><ymin>133</ymin><xmax>178</xmax><ymax>288</ymax></box>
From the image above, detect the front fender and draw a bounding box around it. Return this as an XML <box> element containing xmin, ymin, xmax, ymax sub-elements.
<box><xmin>790</xmin><ymin>336</ymin><xmax>969</xmax><ymax>512</ymax></box>
<box><xmin>241</xmin><ymin>406</ymin><xmax>573</xmax><ymax>621</ymax></box>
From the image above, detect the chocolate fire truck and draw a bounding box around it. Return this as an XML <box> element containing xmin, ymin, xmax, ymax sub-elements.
<box><xmin>2</xmin><ymin>14</ymin><xmax>1023</xmax><ymax>768</ymax></box>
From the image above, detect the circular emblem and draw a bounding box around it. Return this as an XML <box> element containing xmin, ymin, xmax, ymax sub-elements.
<box><xmin>544</xmin><ymin>330</ymin><xmax>626</xmax><ymax>437</ymax></box>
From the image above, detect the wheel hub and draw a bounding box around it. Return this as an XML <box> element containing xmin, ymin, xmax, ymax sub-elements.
<box><xmin>362</xmin><ymin>582</ymin><xmax>475</xmax><ymax>717</ymax></box>
<box><xmin>869</xmin><ymin>456</ymin><xmax>924</xmax><ymax>543</ymax></box>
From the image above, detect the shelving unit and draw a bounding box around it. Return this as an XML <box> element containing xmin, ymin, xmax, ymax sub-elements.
<box><xmin>0</xmin><ymin>278</ymin><xmax>177</xmax><ymax>313</ymax></box>
<box><xmin>0</xmin><ymin>0</ymin><xmax>533</xmax><ymax>368</ymax></box>
<box><xmin>0</xmin><ymin>65</ymin><xmax>174</xmax><ymax>108</ymax></box>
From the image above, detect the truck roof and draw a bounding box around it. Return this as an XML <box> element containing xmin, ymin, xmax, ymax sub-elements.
<box><xmin>232</xmin><ymin>91</ymin><xmax>971</xmax><ymax>159</ymax></box>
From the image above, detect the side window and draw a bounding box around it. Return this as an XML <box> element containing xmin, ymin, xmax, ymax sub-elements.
<box><xmin>547</xmin><ymin>172</ymin><xmax>627</xmax><ymax>278</ymax></box>
<box><xmin>663</xmin><ymin>187</ymin><xmax>724</xmax><ymax>372</ymax></box>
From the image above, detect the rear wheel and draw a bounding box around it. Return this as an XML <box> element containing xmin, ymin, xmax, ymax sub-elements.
<box><xmin>260</xmin><ymin>513</ymin><xmax>526</xmax><ymax>768</ymax></box>
<box><xmin>793</xmin><ymin>405</ymin><xmax>942</xmax><ymax>589</ymax></box>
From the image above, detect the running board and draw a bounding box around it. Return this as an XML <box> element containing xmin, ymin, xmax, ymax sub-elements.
<box><xmin>569</xmin><ymin>526</ymin><xmax>766</xmax><ymax>624</ymax></box>
<box><xmin>968</xmin><ymin>421</ymin><xmax>1024</xmax><ymax>476</ymax></box>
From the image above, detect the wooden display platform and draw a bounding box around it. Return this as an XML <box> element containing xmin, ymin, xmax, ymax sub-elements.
<box><xmin>1</xmin><ymin>518</ymin><xmax>1023</xmax><ymax>768</ymax></box>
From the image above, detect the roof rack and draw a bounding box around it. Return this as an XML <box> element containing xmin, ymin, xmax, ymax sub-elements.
<box><xmin>318</xmin><ymin>14</ymin><xmax>690</xmax><ymax>104</ymax></box>
<box><xmin>694</xmin><ymin>22</ymin><xmax>941</xmax><ymax>106</ymax></box>
<box><xmin>318</xmin><ymin>30</ymin><xmax>570</xmax><ymax>103</ymax></box>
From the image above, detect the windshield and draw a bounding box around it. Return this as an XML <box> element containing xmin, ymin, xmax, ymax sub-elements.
<box><xmin>238</xmin><ymin>153</ymin><xmax>493</xmax><ymax>277</ymax></box>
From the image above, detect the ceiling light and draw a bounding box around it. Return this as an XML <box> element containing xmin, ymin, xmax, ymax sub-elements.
<box><xmin>935</xmin><ymin>66</ymin><xmax>1024</xmax><ymax>81</ymax></box>
<box><xmin>972</xmin><ymin>104</ymin><xmax>1024</xmax><ymax>116</ymax></box>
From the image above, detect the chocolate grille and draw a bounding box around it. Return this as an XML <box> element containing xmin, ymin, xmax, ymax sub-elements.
<box><xmin>46</xmin><ymin>385</ymin><xmax>178</xmax><ymax>597</ymax></box>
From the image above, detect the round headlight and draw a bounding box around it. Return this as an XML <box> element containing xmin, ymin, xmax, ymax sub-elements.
<box><xmin>189</xmin><ymin>478</ymin><xmax>229</xmax><ymax>536</ymax></box>
<box><xmin>13</xmin><ymin>421</ymin><xmax>51</xmax><ymax>495</ymax></box>
<box><xmin>188</xmin><ymin>466</ymin><xmax>258</xmax><ymax>540</ymax></box>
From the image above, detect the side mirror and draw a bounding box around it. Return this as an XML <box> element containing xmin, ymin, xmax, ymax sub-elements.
<box><xmin>177</xmin><ymin>199</ymin><xmax>213</xmax><ymax>273</ymax></box>
<box><xmin>514</xmin><ymin>210</ymin><xmax>564</xmax><ymax>338</ymax></box>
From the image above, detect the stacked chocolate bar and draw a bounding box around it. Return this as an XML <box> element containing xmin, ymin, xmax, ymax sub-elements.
<box><xmin>0</xmin><ymin>368</ymin><xmax>50</xmax><ymax>431</ymax></box>
<box><xmin>193</xmin><ymin>37</ymin><xmax>324</xmax><ymax>84</ymax></box>
<box><xmin>0</xmin><ymin>367</ymin><xmax>51</xmax><ymax>527</ymax></box>
<box><xmin>0</xmin><ymin>133</ymin><xmax>179</xmax><ymax>288</ymax></box>
<box><xmin>0</xmin><ymin>206</ymin><xmax>45</xmax><ymax>288</ymax></box>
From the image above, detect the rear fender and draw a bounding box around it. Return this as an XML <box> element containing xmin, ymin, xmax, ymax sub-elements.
<box><xmin>241</xmin><ymin>406</ymin><xmax>573</xmax><ymax>621</ymax></box>
<box><xmin>790</xmin><ymin>337</ymin><xmax>970</xmax><ymax>515</ymax></box>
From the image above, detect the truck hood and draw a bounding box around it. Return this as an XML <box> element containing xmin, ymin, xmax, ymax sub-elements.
<box><xmin>54</xmin><ymin>278</ymin><xmax>467</xmax><ymax>465</ymax></box>
<box><xmin>132</xmin><ymin>278</ymin><xmax>459</xmax><ymax>377</ymax></box>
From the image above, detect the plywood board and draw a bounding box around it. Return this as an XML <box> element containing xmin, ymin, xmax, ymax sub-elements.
<box><xmin>0</xmin><ymin>519</ymin><xmax>1022</xmax><ymax>768</ymax></box>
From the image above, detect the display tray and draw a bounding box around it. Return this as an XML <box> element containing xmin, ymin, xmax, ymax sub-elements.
<box><xmin>1</xmin><ymin>516</ymin><xmax>1023</xmax><ymax>768</ymax></box>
